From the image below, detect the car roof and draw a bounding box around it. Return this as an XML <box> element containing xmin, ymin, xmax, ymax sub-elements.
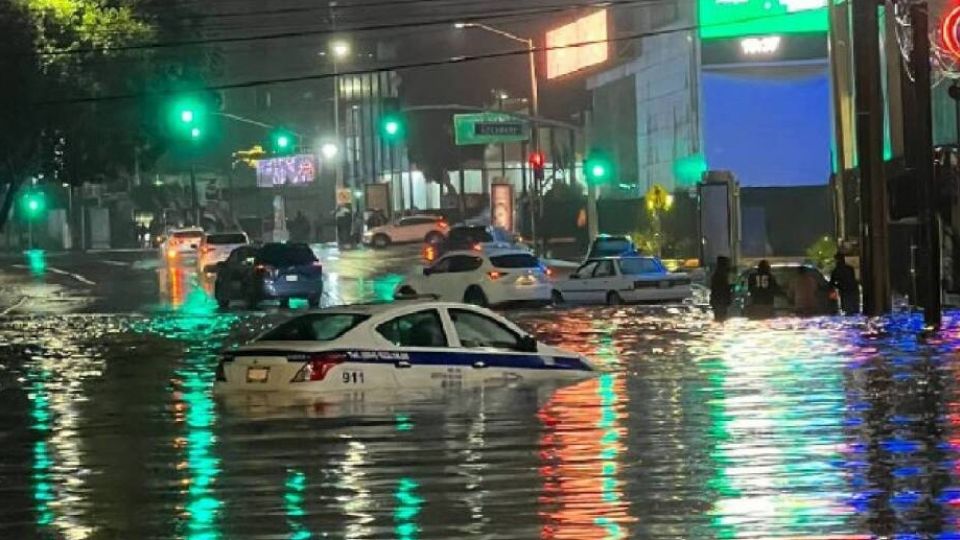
<box><xmin>206</xmin><ymin>231</ymin><xmax>246</xmax><ymax>237</ymax></box>
<box><xmin>292</xmin><ymin>300</ymin><xmax>488</xmax><ymax>317</ymax></box>
<box><xmin>585</xmin><ymin>255</ymin><xmax>658</xmax><ymax>263</ymax></box>
<box><xmin>172</xmin><ymin>227</ymin><xmax>204</xmax><ymax>233</ymax></box>
<box><xmin>442</xmin><ymin>247</ymin><xmax>533</xmax><ymax>258</ymax></box>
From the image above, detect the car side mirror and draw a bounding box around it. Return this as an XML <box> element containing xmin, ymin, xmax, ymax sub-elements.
<box><xmin>518</xmin><ymin>335</ymin><xmax>538</xmax><ymax>353</ymax></box>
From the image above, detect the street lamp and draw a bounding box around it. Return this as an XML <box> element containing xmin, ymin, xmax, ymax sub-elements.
<box><xmin>329</xmin><ymin>39</ymin><xmax>350</xmax><ymax>189</ymax></box>
<box><xmin>321</xmin><ymin>142</ymin><xmax>339</xmax><ymax>160</ymax></box>
<box><xmin>456</xmin><ymin>21</ymin><xmax>541</xmax><ymax>249</ymax></box>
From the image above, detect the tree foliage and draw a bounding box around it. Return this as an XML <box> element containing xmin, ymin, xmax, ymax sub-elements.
<box><xmin>0</xmin><ymin>0</ymin><xmax>218</xmax><ymax>230</ymax></box>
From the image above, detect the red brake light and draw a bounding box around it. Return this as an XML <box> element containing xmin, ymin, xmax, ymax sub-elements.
<box><xmin>544</xmin><ymin>267</ymin><xmax>554</xmax><ymax>277</ymax></box>
<box><xmin>423</xmin><ymin>245</ymin><xmax>436</xmax><ymax>262</ymax></box>
<box><xmin>488</xmin><ymin>271</ymin><xmax>507</xmax><ymax>280</ymax></box>
<box><xmin>291</xmin><ymin>352</ymin><xmax>346</xmax><ymax>382</ymax></box>
<box><xmin>829</xmin><ymin>289</ymin><xmax>839</xmax><ymax>301</ymax></box>
<box><xmin>167</xmin><ymin>248</ymin><xmax>177</xmax><ymax>259</ymax></box>
<box><xmin>472</xmin><ymin>243</ymin><xmax>482</xmax><ymax>252</ymax></box>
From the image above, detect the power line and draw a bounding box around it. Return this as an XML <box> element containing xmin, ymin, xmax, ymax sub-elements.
<box><xmin>39</xmin><ymin>11</ymin><xmax>819</xmax><ymax>106</ymax></box>
<box><xmin>30</xmin><ymin>0</ymin><xmax>663</xmax><ymax>56</ymax></box>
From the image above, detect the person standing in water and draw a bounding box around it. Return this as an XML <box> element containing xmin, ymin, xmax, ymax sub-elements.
<box><xmin>710</xmin><ymin>256</ymin><xmax>733</xmax><ymax>322</ymax></box>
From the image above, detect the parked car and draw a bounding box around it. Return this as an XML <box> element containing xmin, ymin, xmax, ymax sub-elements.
<box><xmin>214</xmin><ymin>243</ymin><xmax>323</xmax><ymax>309</ymax></box>
<box><xmin>214</xmin><ymin>301</ymin><xmax>597</xmax><ymax>393</ymax></box>
<box><xmin>396</xmin><ymin>247</ymin><xmax>552</xmax><ymax>307</ymax></box>
<box><xmin>553</xmin><ymin>255</ymin><xmax>692</xmax><ymax>305</ymax></box>
<box><xmin>161</xmin><ymin>227</ymin><xmax>204</xmax><ymax>260</ymax></box>
<box><xmin>198</xmin><ymin>231</ymin><xmax>249</xmax><ymax>273</ymax></box>
<box><xmin>363</xmin><ymin>215</ymin><xmax>449</xmax><ymax>248</ymax></box>
<box><xmin>424</xmin><ymin>224</ymin><xmax>517</xmax><ymax>262</ymax></box>
<box><xmin>732</xmin><ymin>263</ymin><xmax>839</xmax><ymax>317</ymax></box>
<box><xmin>585</xmin><ymin>234</ymin><xmax>638</xmax><ymax>260</ymax></box>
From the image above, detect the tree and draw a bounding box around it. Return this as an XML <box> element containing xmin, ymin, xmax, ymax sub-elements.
<box><xmin>0</xmin><ymin>0</ymin><xmax>219</xmax><ymax>231</ymax></box>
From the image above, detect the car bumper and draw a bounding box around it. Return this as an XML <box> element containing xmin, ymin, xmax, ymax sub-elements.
<box><xmin>262</xmin><ymin>278</ymin><xmax>323</xmax><ymax>299</ymax></box>
<box><xmin>486</xmin><ymin>282</ymin><xmax>553</xmax><ymax>306</ymax></box>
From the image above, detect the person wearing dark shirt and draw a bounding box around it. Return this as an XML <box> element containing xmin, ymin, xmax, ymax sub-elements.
<box><xmin>747</xmin><ymin>259</ymin><xmax>782</xmax><ymax>319</ymax></box>
<box><xmin>830</xmin><ymin>253</ymin><xmax>860</xmax><ymax>315</ymax></box>
<box><xmin>710</xmin><ymin>256</ymin><xmax>733</xmax><ymax>322</ymax></box>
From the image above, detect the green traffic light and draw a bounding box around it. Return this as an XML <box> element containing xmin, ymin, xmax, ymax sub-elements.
<box><xmin>381</xmin><ymin>114</ymin><xmax>405</xmax><ymax>141</ymax></box>
<box><xmin>584</xmin><ymin>151</ymin><xmax>613</xmax><ymax>185</ymax></box>
<box><xmin>180</xmin><ymin>109</ymin><xmax>194</xmax><ymax>124</ymax></box>
<box><xmin>385</xmin><ymin>121</ymin><xmax>399</xmax><ymax>136</ymax></box>
<box><xmin>22</xmin><ymin>192</ymin><xmax>45</xmax><ymax>218</ymax></box>
<box><xmin>277</xmin><ymin>135</ymin><xmax>290</xmax><ymax>149</ymax></box>
<box><xmin>190</xmin><ymin>127</ymin><xmax>201</xmax><ymax>139</ymax></box>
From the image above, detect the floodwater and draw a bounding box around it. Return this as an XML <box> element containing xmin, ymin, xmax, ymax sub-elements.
<box><xmin>3</xmin><ymin>273</ymin><xmax>960</xmax><ymax>538</ymax></box>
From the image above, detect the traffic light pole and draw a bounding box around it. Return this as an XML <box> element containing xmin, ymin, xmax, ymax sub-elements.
<box><xmin>852</xmin><ymin>0</ymin><xmax>891</xmax><ymax>316</ymax></box>
<box><xmin>190</xmin><ymin>163</ymin><xmax>200</xmax><ymax>227</ymax></box>
<box><xmin>527</xmin><ymin>37</ymin><xmax>540</xmax><ymax>254</ymax></box>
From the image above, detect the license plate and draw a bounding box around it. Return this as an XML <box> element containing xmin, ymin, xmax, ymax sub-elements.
<box><xmin>246</xmin><ymin>367</ymin><xmax>270</xmax><ymax>383</ymax></box>
<box><xmin>285</xmin><ymin>274</ymin><xmax>299</xmax><ymax>282</ymax></box>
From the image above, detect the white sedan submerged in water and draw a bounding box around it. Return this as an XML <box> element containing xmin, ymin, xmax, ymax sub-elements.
<box><xmin>214</xmin><ymin>301</ymin><xmax>597</xmax><ymax>393</ymax></box>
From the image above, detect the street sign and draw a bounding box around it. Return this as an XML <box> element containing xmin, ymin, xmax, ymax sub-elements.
<box><xmin>454</xmin><ymin>113</ymin><xmax>529</xmax><ymax>146</ymax></box>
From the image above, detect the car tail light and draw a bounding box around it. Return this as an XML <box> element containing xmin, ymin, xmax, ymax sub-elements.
<box><xmin>543</xmin><ymin>267</ymin><xmax>554</xmax><ymax>277</ymax></box>
<box><xmin>487</xmin><ymin>271</ymin><xmax>508</xmax><ymax>281</ymax></box>
<box><xmin>167</xmin><ymin>248</ymin><xmax>177</xmax><ymax>259</ymax></box>
<box><xmin>423</xmin><ymin>245</ymin><xmax>436</xmax><ymax>262</ymax></box>
<box><xmin>472</xmin><ymin>243</ymin><xmax>482</xmax><ymax>252</ymax></box>
<box><xmin>291</xmin><ymin>352</ymin><xmax>346</xmax><ymax>383</ymax></box>
<box><xmin>255</xmin><ymin>264</ymin><xmax>277</xmax><ymax>277</ymax></box>
<box><xmin>829</xmin><ymin>289</ymin><xmax>839</xmax><ymax>301</ymax></box>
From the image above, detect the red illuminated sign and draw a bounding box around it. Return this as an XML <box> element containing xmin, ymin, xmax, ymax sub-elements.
<box><xmin>941</xmin><ymin>5</ymin><xmax>960</xmax><ymax>59</ymax></box>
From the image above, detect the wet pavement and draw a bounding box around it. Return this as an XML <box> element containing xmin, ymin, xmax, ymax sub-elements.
<box><xmin>2</xmin><ymin>249</ymin><xmax>960</xmax><ymax>538</ymax></box>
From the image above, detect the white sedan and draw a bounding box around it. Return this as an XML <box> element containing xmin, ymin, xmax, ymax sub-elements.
<box><xmin>363</xmin><ymin>214</ymin><xmax>448</xmax><ymax>248</ymax></box>
<box><xmin>198</xmin><ymin>231</ymin><xmax>249</xmax><ymax>273</ymax></box>
<box><xmin>161</xmin><ymin>227</ymin><xmax>204</xmax><ymax>261</ymax></box>
<box><xmin>396</xmin><ymin>247</ymin><xmax>553</xmax><ymax>307</ymax></box>
<box><xmin>553</xmin><ymin>256</ymin><xmax>693</xmax><ymax>305</ymax></box>
<box><xmin>214</xmin><ymin>301</ymin><xmax>597</xmax><ymax>393</ymax></box>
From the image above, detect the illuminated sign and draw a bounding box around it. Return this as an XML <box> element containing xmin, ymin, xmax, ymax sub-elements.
<box><xmin>698</xmin><ymin>0</ymin><xmax>827</xmax><ymax>40</ymax></box>
<box><xmin>491</xmin><ymin>183</ymin><xmax>514</xmax><ymax>232</ymax></box>
<box><xmin>941</xmin><ymin>5</ymin><xmax>960</xmax><ymax>60</ymax></box>
<box><xmin>740</xmin><ymin>35</ymin><xmax>782</xmax><ymax>55</ymax></box>
<box><xmin>546</xmin><ymin>10</ymin><xmax>608</xmax><ymax>79</ymax></box>
<box><xmin>256</xmin><ymin>154</ymin><xmax>316</xmax><ymax>187</ymax></box>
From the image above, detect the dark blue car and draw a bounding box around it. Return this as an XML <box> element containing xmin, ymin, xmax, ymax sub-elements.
<box><xmin>214</xmin><ymin>243</ymin><xmax>323</xmax><ymax>309</ymax></box>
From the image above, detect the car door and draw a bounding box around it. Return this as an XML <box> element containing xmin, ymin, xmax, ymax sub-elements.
<box><xmin>562</xmin><ymin>261</ymin><xmax>599</xmax><ymax>302</ymax></box>
<box><xmin>446</xmin><ymin>308</ymin><xmax>537</xmax><ymax>384</ymax></box>
<box><xmin>587</xmin><ymin>259</ymin><xmax>618</xmax><ymax>303</ymax></box>
<box><xmin>417</xmin><ymin>256</ymin><xmax>453</xmax><ymax>298</ymax></box>
<box><xmin>374</xmin><ymin>309</ymin><xmax>455</xmax><ymax>388</ymax></box>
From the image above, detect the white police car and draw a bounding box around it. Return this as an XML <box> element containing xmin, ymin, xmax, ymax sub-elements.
<box><xmin>214</xmin><ymin>301</ymin><xmax>596</xmax><ymax>393</ymax></box>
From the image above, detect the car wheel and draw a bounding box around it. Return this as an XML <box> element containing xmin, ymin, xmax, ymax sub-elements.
<box><xmin>307</xmin><ymin>294</ymin><xmax>321</xmax><ymax>308</ymax></box>
<box><xmin>606</xmin><ymin>291</ymin><xmax>623</xmax><ymax>306</ymax></box>
<box><xmin>424</xmin><ymin>231</ymin><xmax>444</xmax><ymax>245</ymax></box>
<box><xmin>372</xmin><ymin>234</ymin><xmax>391</xmax><ymax>249</ymax></box>
<box><xmin>464</xmin><ymin>286</ymin><xmax>488</xmax><ymax>307</ymax></box>
<box><xmin>551</xmin><ymin>290</ymin><xmax>564</xmax><ymax>305</ymax></box>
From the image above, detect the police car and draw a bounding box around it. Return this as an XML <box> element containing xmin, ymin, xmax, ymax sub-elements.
<box><xmin>214</xmin><ymin>301</ymin><xmax>597</xmax><ymax>393</ymax></box>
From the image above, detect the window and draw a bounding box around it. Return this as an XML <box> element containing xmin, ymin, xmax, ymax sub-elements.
<box><xmin>590</xmin><ymin>237</ymin><xmax>634</xmax><ymax>258</ymax></box>
<box><xmin>593</xmin><ymin>260</ymin><xmax>616</xmax><ymax>278</ymax></box>
<box><xmin>450</xmin><ymin>309</ymin><xmax>522</xmax><ymax>350</ymax></box>
<box><xmin>401</xmin><ymin>216</ymin><xmax>437</xmax><ymax>226</ymax></box>
<box><xmin>260</xmin><ymin>314</ymin><xmax>369</xmax><ymax>341</ymax></box>
<box><xmin>228</xmin><ymin>247</ymin><xmax>256</xmax><ymax>265</ymax></box>
<box><xmin>429</xmin><ymin>257</ymin><xmax>453</xmax><ymax>274</ymax></box>
<box><xmin>490</xmin><ymin>254</ymin><xmax>540</xmax><ymax>269</ymax></box>
<box><xmin>448</xmin><ymin>255</ymin><xmax>483</xmax><ymax>273</ymax></box>
<box><xmin>448</xmin><ymin>226</ymin><xmax>493</xmax><ymax>246</ymax></box>
<box><xmin>173</xmin><ymin>231</ymin><xmax>203</xmax><ymax>240</ymax></box>
<box><xmin>257</xmin><ymin>243</ymin><xmax>317</xmax><ymax>266</ymax></box>
<box><xmin>206</xmin><ymin>233</ymin><xmax>247</xmax><ymax>245</ymax></box>
<box><xmin>619</xmin><ymin>257</ymin><xmax>664</xmax><ymax>275</ymax></box>
<box><xmin>377</xmin><ymin>310</ymin><xmax>448</xmax><ymax>347</ymax></box>
<box><xmin>575</xmin><ymin>261</ymin><xmax>599</xmax><ymax>278</ymax></box>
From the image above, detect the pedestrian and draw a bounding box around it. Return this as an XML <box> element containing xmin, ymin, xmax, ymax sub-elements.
<box><xmin>793</xmin><ymin>266</ymin><xmax>819</xmax><ymax>317</ymax></box>
<box><xmin>709</xmin><ymin>256</ymin><xmax>733</xmax><ymax>322</ymax></box>
<box><xmin>747</xmin><ymin>259</ymin><xmax>783</xmax><ymax>319</ymax></box>
<box><xmin>830</xmin><ymin>253</ymin><xmax>860</xmax><ymax>315</ymax></box>
<box><xmin>335</xmin><ymin>204</ymin><xmax>353</xmax><ymax>248</ymax></box>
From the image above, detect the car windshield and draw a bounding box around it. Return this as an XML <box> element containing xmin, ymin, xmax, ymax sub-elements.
<box><xmin>448</xmin><ymin>227</ymin><xmax>493</xmax><ymax>245</ymax></box>
<box><xmin>173</xmin><ymin>231</ymin><xmax>203</xmax><ymax>239</ymax></box>
<box><xmin>259</xmin><ymin>314</ymin><xmax>369</xmax><ymax>341</ymax></box>
<box><xmin>620</xmin><ymin>257</ymin><xmax>664</xmax><ymax>275</ymax></box>
<box><xmin>592</xmin><ymin>239</ymin><xmax>633</xmax><ymax>257</ymax></box>
<box><xmin>257</xmin><ymin>244</ymin><xmax>317</xmax><ymax>266</ymax></box>
<box><xmin>490</xmin><ymin>254</ymin><xmax>539</xmax><ymax>268</ymax></box>
<box><xmin>206</xmin><ymin>233</ymin><xmax>246</xmax><ymax>245</ymax></box>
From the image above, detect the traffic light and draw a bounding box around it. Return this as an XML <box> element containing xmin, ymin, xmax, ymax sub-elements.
<box><xmin>381</xmin><ymin>114</ymin><xmax>405</xmax><ymax>142</ymax></box>
<box><xmin>584</xmin><ymin>150</ymin><xmax>613</xmax><ymax>185</ymax></box>
<box><xmin>529</xmin><ymin>151</ymin><xmax>545</xmax><ymax>182</ymax></box>
<box><xmin>269</xmin><ymin>128</ymin><xmax>298</xmax><ymax>155</ymax></box>
<box><xmin>169</xmin><ymin>95</ymin><xmax>208</xmax><ymax>143</ymax></box>
<box><xmin>21</xmin><ymin>191</ymin><xmax>45</xmax><ymax>219</ymax></box>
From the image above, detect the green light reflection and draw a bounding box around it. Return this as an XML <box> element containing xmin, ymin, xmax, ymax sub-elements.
<box><xmin>393</xmin><ymin>477</ymin><xmax>423</xmax><ymax>540</ymax></box>
<box><xmin>285</xmin><ymin>469</ymin><xmax>310</xmax><ymax>539</ymax></box>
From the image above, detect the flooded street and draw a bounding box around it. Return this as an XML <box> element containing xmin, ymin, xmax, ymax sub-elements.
<box><xmin>2</xmin><ymin>252</ymin><xmax>960</xmax><ymax>538</ymax></box>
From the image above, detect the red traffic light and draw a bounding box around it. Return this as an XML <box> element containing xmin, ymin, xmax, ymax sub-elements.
<box><xmin>528</xmin><ymin>152</ymin><xmax>545</xmax><ymax>169</ymax></box>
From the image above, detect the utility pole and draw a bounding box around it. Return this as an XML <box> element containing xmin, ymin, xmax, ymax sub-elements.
<box><xmin>909</xmin><ymin>2</ymin><xmax>942</xmax><ymax>326</ymax></box>
<box><xmin>852</xmin><ymin>0</ymin><xmax>891</xmax><ymax>315</ymax></box>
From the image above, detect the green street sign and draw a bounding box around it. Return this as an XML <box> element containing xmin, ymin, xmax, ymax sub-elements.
<box><xmin>454</xmin><ymin>113</ymin><xmax>529</xmax><ymax>146</ymax></box>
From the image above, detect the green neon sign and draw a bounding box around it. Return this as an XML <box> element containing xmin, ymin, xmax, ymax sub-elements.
<box><xmin>698</xmin><ymin>0</ymin><xmax>828</xmax><ymax>40</ymax></box>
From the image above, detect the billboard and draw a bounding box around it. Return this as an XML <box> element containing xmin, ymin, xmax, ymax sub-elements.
<box><xmin>546</xmin><ymin>10</ymin><xmax>608</xmax><ymax>79</ymax></box>
<box><xmin>491</xmin><ymin>183</ymin><xmax>515</xmax><ymax>232</ymax></box>
<box><xmin>256</xmin><ymin>155</ymin><xmax>316</xmax><ymax>187</ymax></box>
<box><xmin>698</xmin><ymin>0</ymin><xmax>827</xmax><ymax>40</ymax></box>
